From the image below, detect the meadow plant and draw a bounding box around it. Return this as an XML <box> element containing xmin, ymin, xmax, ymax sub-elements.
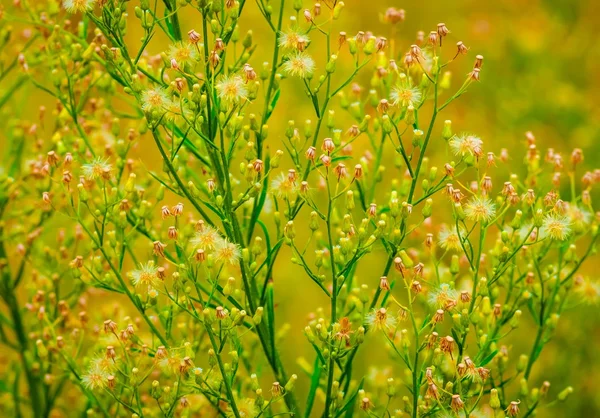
<box><xmin>0</xmin><ymin>0</ymin><xmax>598</xmax><ymax>417</ymax></box>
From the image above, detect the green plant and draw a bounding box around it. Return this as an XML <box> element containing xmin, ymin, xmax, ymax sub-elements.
<box><xmin>0</xmin><ymin>1</ymin><xmax>598</xmax><ymax>417</ymax></box>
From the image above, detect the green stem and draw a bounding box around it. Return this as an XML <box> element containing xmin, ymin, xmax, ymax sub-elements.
<box><xmin>206</xmin><ymin>325</ymin><xmax>241</xmax><ymax>418</ymax></box>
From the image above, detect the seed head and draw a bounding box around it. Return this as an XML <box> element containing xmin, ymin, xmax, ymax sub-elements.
<box><xmin>365</xmin><ymin>308</ymin><xmax>397</xmax><ymax>331</ymax></box>
<box><xmin>451</xmin><ymin>394</ymin><xmax>464</xmax><ymax>412</ymax></box>
<box><xmin>542</xmin><ymin>213</ymin><xmax>571</xmax><ymax>241</ymax></box>
<box><xmin>188</xmin><ymin>29</ymin><xmax>201</xmax><ymax>44</ymax></box>
<box><xmin>283</xmin><ymin>52</ymin><xmax>315</xmax><ymax>78</ymax></box>
<box><xmin>437</xmin><ymin>23</ymin><xmax>450</xmax><ymax>44</ymax></box>
<box><xmin>456</xmin><ymin>41</ymin><xmax>469</xmax><ymax>55</ymax></box>
<box><xmin>63</xmin><ymin>0</ymin><xmax>95</xmax><ymax>13</ymax></box>
<box><xmin>440</xmin><ymin>335</ymin><xmax>455</xmax><ymax>354</ymax></box>
<box><xmin>464</xmin><ymin>196</ymin><xmax>496</xmax><ymax>223</ymax></box>
<box><xmin>384</xmin><ymin>7</ymin><xmax>405</xmax><ymax>24</ymax></box>
<box><xmin>216</xmin><ymin>75</ymin><xmax>248</xmax><ymax>104</ymax></box>
<box><xmin>507</xmin><ymin>401</ymin><xmax>520</xmax><ymax>417</ymax></box>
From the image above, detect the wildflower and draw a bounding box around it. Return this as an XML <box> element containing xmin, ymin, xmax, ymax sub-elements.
<box><xmin>464</xmin><ymin>196</ymin><xmax>496</xmax><ymax>223</ymax></box>
<box><xmin>506</xmin><ymin>401</ymin><xmax>520</xmax><ymax>417</ymax></box>
<box><xmin>334</xmin><ymin>163</ymin><xmax>347</xmax><ymax>180</ymax></box>
<box><xmin>214</xmin><ymin>241</ymin><xmax>241</xmax><ymax>265</ymax></box>
<box><xmin>267</xmin><ymin>381</ymin><xmax>283</xmax><ymax>398</ymax></box>
<box><xmin>438</xmin><ymin>225</ymin><xmax>463</xmax><ymax>251</ymax></box>
<box><xmin>300</xmin><ymin>181</ymin><xmax>310</xmax><ymax>194</ymax></box>
<box><xmin>207</xmin><ymin>178</ymin><xmax>216</xmax><ymax>192</ymax></box>
<box><xmin>216</xmin><ymin>75</ymin><xmax>248</xmax><ymax>104</ymax></box>
<box><xmin>502</xmin><ymin>182</ymin><xmax>515</xmax><ymax>196</ymax></box>
<box><xmin>474</xmin><ymin>54</ymin><xmax>484</xmax><ymax>68</ymax></box>
<box><xmin>481</xmin><ymin>176</ymin><xmax>492</xmax><ymax>193</ymax></box>
<box><xmin>384</xmin><ymin>7</ymin><xmax>405</xmax><ymax>24</ymax></box>
<box><xmin>167</xmin><ymin>43</ymin><xmax>197</xmax><ymax>67</ymax></box>
<box><xmin>188</xmin><ymin>29</ymin><xmax>201</xmax><ymax>44</ymax></box>
<box><xmin>334</xmin><ymin>317</ymin><xmax>354</xmax><ymax>343</ymax></box>
<box><xmin>172</xmin><ymin>202</ymin><xmax>184</xmax><ymax>216</ymax></box>
<box><xmin>63</xmin><ymin>0</ymin><xmax>95</xmax><ymax>13</ymax></box>
<box><xmin>451</xmin><ymin>395</ymin><xmax>464</xmax><ymax>412</ymax></box>
<box><xmin>195</xmin><ymin>249</ymin><xmax>206</xmax><ymax>262</ymax></box>
<box><xmin>457</xmin><ymin>362</ymin><xmax>467</xmax><ymax>377</ymax></box>
<box><xmin>460</xmin><ymin>291</ymin><xmax>471</xmax><ymax>303</ymax></box>
<box><xmin>425</xmin><ymin>233</ymin><xmax>434</xmax><ymax>248</ymax></box>
<box><xmin>411</xmin><ymin>281</ymin><xmax>423</xmax><ymax>294</ymax></box>
<box><xmin>283</xmin><ymin>52</ymin><xmax>316</xmax><ymax>78</ymax></box>
<box><xmin>379</xmin><ymin>276</ymin><xmax>390</xmax><ymax>291</ymax></box>
<box><xmin>243</xmin><ymin>63</ymin><xmax>257</xmax><ymax>81</ymax></box>
<box><xmin>161</xmin><ymin>206</ymin><xmax>172</xmax><ymax>219</ymax></box>
<box><xmin>253</xmin><ymin>159</ymin><xmax>264</xmax><ymax>172</ymax></box>
<box><xmin>129</xmin><ymin>262</ymin><xmax>159</xmax><ymax>288</ymax></box>
<box><xmin>427</xmin><ymin>332</ymin><xmax>439</xmax><ymax>349</ymax></box>
<box><xmin>153</xmin><ymin>241</ymin><xmax>167</xmax><ymax>257</ymax></box>
<box><xmin>449</xmin><ymin>134</ymin><xmax>484</xmax><ymax>158</ymax></box>
<box><xmin>271</xmin><ymin>173</ymin><xmax>298</xmax><ymax>199</ymax></box>
<box><xmin>141</xmin><ymin>87</ymin><xmax>171</xmax><ymax>113</ymax></box>
<box><xmin>456</xmin><ymin>41</ymin><xmax>469</xmax><ymax>55</ymax></box>
<box><xmin>428</xmin><ymin>284</ymin><xmax>458</xmax><ymax>309</ymax></box>
<box><xmin>82</xmin><ymin>364</ymin><xmax>109</xmax><ymax>390</ymax></box>
<box><xmin>409</xmin><ymin>44</ymin><xmax>422</xmax><ymax>59</ymax></box>
<box><xmin>376</xmin><ymin>37</ymin><xmax>387</xmax><ymax>52</ymax></box>
<box><xmin>42</xmin><ymin>192</ymin><xmax>51</xmax><ymax>206</ymax></box>
<box><xmin>571</xmin><ymin>148</ymin><xmax>584</xmax><ymax>166</ymax></box>
<box><xmin>468</xmin><ymin>68</ymin><xmax>481</xmax><ymax>81</ymax></box>
<box><xmin>378</xmin><ymin>99</ymin><xmax>389</xmax><ymax>113</ymax></box>
<box><xmin>322</xmin><ymin>137</ymin><xmax>335</xmax><ymax>153</ymax></box>
<box><xmin>365</xmin><ymin>308</ymin><xmax>397</xmax><ymax>331</ymax></box>
<box><xmin>437</xmin><ymin>23</ymin><xmax>450</xmax><ymax>40</ymax></box>
<box><xmin>234</xmin><ymin>398</ymin><xmax>259</xmax><ymax>417</ymax></box>
<box><xmin>477</xmin><ymin>367</ymin><xmax>490</xmax><ymax>381</ymax></box>
<box><xmin>214</xmin><ymin>38</ymin><xmax>225</xmax><ymax>52</ymax></box>
<box><xmin>191</xmin><ymin>225</ymin><xmax>224</xmax><ymax>250</ymax></box>
<box><xmin>354</xmin><ymin>164</ymin><xmax>363</xmax><ymax>179</ymax></box>
<box><xmin>64</xmin><ymin>152</ymin><xmax>73</xmax><ymax>167</ymax></box>
<box><xmin>164</xmin><ymin>100</ymin><xmax>193</xmax><ymax>124</ymax></box>
<box><xmin>390</xmin><ymin>85</ymin><xmax>422</xmax><ymax>107</ymax></box>
<box><xmin>368</xmin><ymin>203</ymin><xmax>377</xmax><ymax>218</ymax></box>
<box><xmin>451</xmin><ymin>188</ymin><xmax>463</xmax><ymax>203</ymax></box>
<box><xmin>541</xmin><ymin>213</ymin><xmax>571</xmax><ymax>241</ymax></box>
<box><xmin>105</xmin><ymin>346</ymin><xmax>116</xmax><ymax>360</ymax></box>
<box><xmin>573</xmin><ymin>276</ymin><xmax>599</xmax><ymax>304</ymax></box>
<box><xmin>215</xmin><ymin>306</ymin><xmax>228</xmax><ymax>319</ymax></box>
<box><xmin>209</xmin><ymin>50</ymin><xmax>220</xmax><ymax>67</ymax></box>
<box><xmin>568</xmin><ymin>205</ymin><xmax>591</xmax><ymax>231</ymax></box>
<box><xmin>103</xmin><ymin>320</ymin><xmax>117</xmax><ymax>334</ymax></box>
<box><xmin>303</xmin><ymin>9</ymin><xmax>312</xmax><ymax>22</ymax></box>
<box><xmin>440</xmin><ymin>335</ymin><xmax>455</xmax><ymax>354</ymax></box>
<box><xmin>82</xmin><ymin>157</ymin><xmax>112</xmax><ymax>180</ymax></box>
<box><xmin>155</xmin><ymin>346</ymin><xmax>168</xmax><ymax>359</ymax></box>
<box><xmin>427</xmin><ymin>383</ymin><xmax>440</xmax><ymax>399</ymax></box>
<box><xmin>279</xmin><ymin>30</ymin><xmax>310</xmax><ymax>51</ymax></box>
<box><xmin>524</xmin><ymin>189</ymin><xmax>536</xmax><ymax>205</ymax></box>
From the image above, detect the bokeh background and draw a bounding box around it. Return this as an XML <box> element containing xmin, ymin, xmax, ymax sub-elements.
<box><xmin>1</xmin><ymin>0</ymin><xmax>599</xmax><ymax>416</ymax></box>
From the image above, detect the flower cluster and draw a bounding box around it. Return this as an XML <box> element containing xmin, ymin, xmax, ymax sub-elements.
<box><xmin>0</xmin><ymin>1</ymin><xmax>597</xmax><ymax>418</ymax></box>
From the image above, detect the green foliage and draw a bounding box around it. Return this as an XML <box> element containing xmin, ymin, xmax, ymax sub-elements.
<box><xmin>0</xmin><ymin>1</ymin><xmax>597</xmax><ymax>417</ymax></box>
